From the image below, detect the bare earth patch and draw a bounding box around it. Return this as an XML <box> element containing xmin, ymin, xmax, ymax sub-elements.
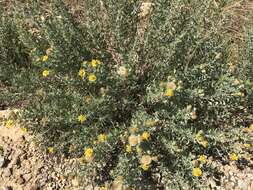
<box><xmin>0</xmin><ymin>109</ymin><xmax>252</xmax><ymax>190</ymax></box>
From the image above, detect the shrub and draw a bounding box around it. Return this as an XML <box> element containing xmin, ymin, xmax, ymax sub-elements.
<box><xmin>1</xmin><ymin>0</ymin><xmax>252</xmax><ymax>189</ymax></box>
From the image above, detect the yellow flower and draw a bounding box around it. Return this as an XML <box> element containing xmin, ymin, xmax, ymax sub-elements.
<box><xmin>85</xmin><ymin>148</ymin><xmax>94</xmax><ymax>159</ymax></box>
<box><xmin>88</xmin><ymin>74</ymin><xmax>97</xmax><ymax>82</ymax></box>
<box><xmin>78</xmin><ymin>114</ymin><xmax>87</xmax><ymax>124</ymax></box>
<box><xmin>141</xmin><ymin>131</ymin><xmax>150</xmax><ymax>141</ymax></box>
<box><xmin>199</xmin><ymin>140</ymin><xmax>208</xmax><ymax>148</ymax></box>
<box><xmin>98</xmin><ymin>134</ymin><xmax>107</xmax><ymax>143</ymax></box>
<box><xmin>90</xmin><ymin>59</ymin><xmax>101</xmax><ymax>68</ymax></box>
<box><xmin>78</xmin><ymin>69</ymin><xmax>86</xmax><ymax>79</ymax></box>
<box><xmin>243</xmin><ymin>143</ymin><xmax>251</xmax><ymax>148</ymax></box>
<box><xmin>42</xmin><ymin>69</ymin><xmax>50</xmax><ymax>77</ymax></box>
<box><xmin>192</xmin><ymin>167</ymin><xmax>202</xmax><ymax>177</ymax></box>
<box><xmin>230</xmin><ymin>153</ymin><xmax>239</xmax><ymax>161</ymax></box>
<box><xmin>198</xmin><ymin>155</ymin><xmax>207</xmax><ymax>163</ymax></box>
<box><xmin>20</xmin><ymin>127</ymin><xmax>28</xmax><ymax>133</ymax></box>
<box><xmin>128</xmin><ymin>135</ymin><xmax>139</xmax><ymax>146</ymax></box>
<box><xmin>141</xmin><ymin>164</ymin><xmax>150</xmax><ymax>171</ymax></box>
<box><xmin>42</xmin><ymin>55</ymin><xmax>49</xmax><ymax>62</ymax></box>
<box><xmin>140</xmin><ymin>155</ymin><xmax>152</xmax><ymax>165</ymax></box>
<box><xmin>195</xmin><ymin>131</ymin><xmax>205</xmax><ymax>142</ymax></box>
<box><xmin>126</xmin><ymin>145</ymin><xmax>132</xmax><ymax>153</ymax></box>
<box><xmin>5</xmin><ymin>119</ymin><xmax>14</xmax><ymax>128</ymax></box>
<box><xmin>249</xmin><ymin>123</ymin><xmax>253</xmax><ymax>131</ymax></box>
<box><xmin>165</xmin><ymin>88</ymin><xmax>174</xmax><ymax>97</ymax></box>
<box><xmin>48</xmin><ymin>147</ymin><xmax>55</xmax><ymax>154</ymax></box>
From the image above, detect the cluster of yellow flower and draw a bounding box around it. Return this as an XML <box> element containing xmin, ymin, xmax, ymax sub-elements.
<box><xmin>125</xmin><ymin>123</ymin><xmax>156</xmax><ymax>170</ymax></box>
<box><xmin>78</xmin><ymin>59</ymin><xmax>101</xmax><ymax>82</ymax></box>
<box><xmin>192</xmin><ymin>155</ymin><xmax>207</xmax><ymax>177</ymax></box>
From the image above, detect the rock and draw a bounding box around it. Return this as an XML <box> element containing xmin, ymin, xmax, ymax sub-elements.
<box><xmin>23</xmin><ymin>173</ymin><xmax>32</xmax><ymax>182</ymax></box>
<box><xmin>30</xmin><ymin>185</ymin><xmax>39</xmax><ymax>190</ymax></box>
<box><xmin>2</xmin><ymin>186</ymin><xmax>13</xmax><ymax>190</ymax></box>
<box><xmin>0</xmin><ymin>156</ymin><xmax>6</xmax><ymax>168</ymax></box>
<box><xmin>250</xmin><ymin>181</ymin><xmax>253</xmax><ymax>190</ymax></box>
<box><xmin>72</xmin><ymin>178</ymin><xmax>79</xmax><ymax>187</ymax></box>
<box><xmin>238</xmin><ymin>180</ymin><xmax>249</xmax><ymax>190</ymax></box>
<box><xmin>3</xmin><ymin>168</ymin><xmax>12</xmax><ymax>177</ymax></box>
<box><xmin>225</xmin><ymin>182</ymin><xmax>234</xmax><ymax>189</ymax></box>
<box><xmin>16</xmin><ymin>175</ymin><xmax>25</xmax><ymax>185</ymax></box>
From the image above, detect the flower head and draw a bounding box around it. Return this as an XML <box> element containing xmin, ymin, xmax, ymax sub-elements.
<box><xmin>88</xmin><ymin>74</ymin><xmax>97</xmax><ymax>82</ymax></box>
<box><xmin>243</xmin><ymin>143</ymin><xmax>251</xmax><ymax>148</ymax></box>
<box><xmin>85</xmin><ymin>148</ymin><xmax>94</xmax><ymax>159</ymax></box>
<box><xmin>98</xmin><ymin>134</ymin><xmax>107</xmax><ymax>143</ymax></box>
<box><xmin>117</xmin><ymin>66</ymin><xmax>128</xmax><ymax>78</ymax></box>
<box><xmin>42</xmin><ymin>70</ymin><xmax>50</xmax><ymax>77</ymax></box>
<box><xmin>140</xmin><ymin>155</ymin><xmax>152</xmax><ymax>165</ymax></box>
<box><xmin>128</xmin><ymin>135</ymin><xmax>138</xmax><ymax>146</ymax></box>
<box><xmin>79</xmin><ymin>69</ymin><xmax>86</xmax><ymax>79</ymax></box>
<box><xmin>165</xmin><ymin>88</ymin><xmax>174</xmax><ymax>97</ymax></box>
<box><xmin>167</xmin><ymin>82</ymin><xmax>176</xmax><ymax>90</ymax></box>
<box><xmin>42</xmin><ymin>55</ymin><xmax>49</xmax><ymax>62</ymax></box>
<box><xmin>20</xmin><ymin>127</ymin><xmax>28</xmax><ymax>133</ymax></box>
<box><xmin>192</xmin><ymin>167</ymin><xmax>202</xmax><ymax>177</ymax></box>
<box><xmin>141</xmin><ymin>131</ymin><xmax>150</xmax><ymax>141</ymax></box>
<box><xmin>90</xmin><ymin>59</ymin><xmax>101</xmax><ymax>68</ymax></box>
<box><xmin>126</xmin><ymin>145</ymin><xmax>132</xmax><ymax>153</ymax></box>
<box><xmin>199</xmin><ymin>140</ymin><xmax>208</xmax><ymax>148</ymax></box>
<box><xmin>249</xmin><ymin>123</ymin><xmax>253</xmax><ymax>131</ymax></box>
<box><xmin>141</xmin><ymin>164</ymin><xmax>150</xmax><ymax>171</ymax></box>
<box><xmin>78</xmin><ymin>114</ymin><xmax>87</xmax><ymax>124</ymax></box>
<box><xmin>198</xmin><ymin>155</ymin><xmax>207</xmax><ymax>163</ymax></box>
<box><xmin>5</xmin><ymin>119</ymin><xmax>14</xmax><ymax>128</ymax></box>
<box><xmin>48</xmin><ymin>147</ymin><xmax>55</xmax><ymax>154</ymax></box>
<box><xmin>230</xmin><ymin>153</ymin><xmax>239</xmax><ymax>161</ymax></box>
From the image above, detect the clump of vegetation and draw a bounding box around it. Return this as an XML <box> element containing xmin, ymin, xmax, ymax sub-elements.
<box><xmin>0</xmin><ymin>0</ymin><xmax>253</xmax><ymax>189</ymax></box>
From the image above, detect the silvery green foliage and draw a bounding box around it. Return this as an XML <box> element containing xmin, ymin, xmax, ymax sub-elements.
<box><xmin>1</xmin><ymin>0</ymin><xmax>253</xmax><ymax>189</ymax></box>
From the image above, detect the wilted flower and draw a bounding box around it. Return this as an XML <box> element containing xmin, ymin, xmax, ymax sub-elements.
<box><xmin>128</xmin><ymin>135</ymin><xmax>138</xmax><ymax>146</ymax></box>
<box><xmin>140</xmin><ymin>155</ymin><xmax>152</xmax><ymax>165</ymax></box>
<box><xmin>117</xmin><ymin>66</ymin><xmax>128</xmax><ymax>77</ymax></box>
<box><xmin>167</xmin><ymin>82</ymin><xmax>176</xmax><ymax>90</ymax></box>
